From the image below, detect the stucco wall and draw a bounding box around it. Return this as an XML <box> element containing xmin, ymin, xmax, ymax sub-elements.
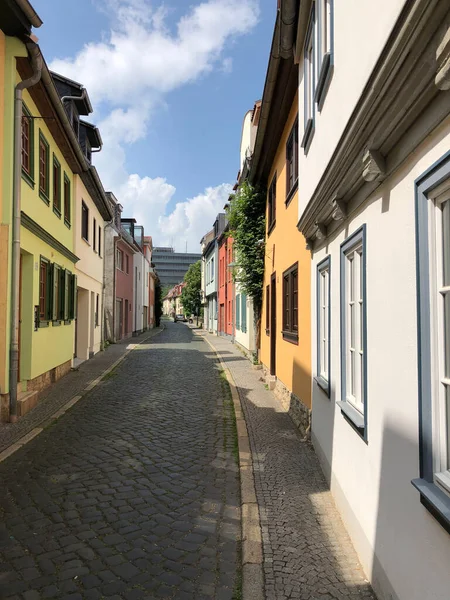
<box><xmin>133</xmin><ymin>252</ymin><xmax>144</xmax><ymax>333</ymax></box>
<box><xmin>234</xmin><ymin>282</ymin><xmax>254</xmax><ymax>353</ymax></box>
<box><xmin>115</xmin><ymin>239</ymin><xmax>133</xmax><ymax>339</ymax></box>
<box><xmin>298</xmin><ymin>0</ymin><xmax>405</xmax><ymax>216</ymax></box>
<box><xmin>260</xmin><ymin>91</ymin><xmax>311</xmax><ymax>410</ymax></box>
<box><xmin>311</xmin><ymin>118</ymin><xmax>450</xmax><ymax>600</ymax></box>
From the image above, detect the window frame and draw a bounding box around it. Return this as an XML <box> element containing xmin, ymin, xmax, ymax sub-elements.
<box><xmin>315</xmin><ymin>0</ymin><xmax>334</xmax><ymax>109</ymax></box>
<box><xmin>21</xmin><ymin>103</ymin><xmax>34</xmax><ymax>188</ymax></box>
<box><xmin>316</xmin><ymin>255</ymin><xmax>331</xmax><ymax>396</ymax></box>
<box><xmin>52</xmin><ymin>154</ymin><xmax>61</xmax><ymax>217</ymax></box>
<box><xmin>98</xmin><ymin>226</ymin><xmax>102</xmax><ymax>257</ymax></box>
<box><xmin>236</xmin><ymin>293</ymin><xmax>241</xmax><ymax>331</ymax></box>
<box><xmin>286</xmin><ymin>117</ymin><xmax>299</xmax><ymax>205</ymax></box>
<box><xmin>265</xmin><ymin>285</ymin><xmax>270</xmax><ymax>335</ymax></box>
<box><xmin>282</xmin><ymin>262</ymin><xmax>299</xmax><ymax>344</ymax></box>
<box><xmin>39</xmin><ymin>256</ymin><xmax>51</xmax><ymax>326</ymax></box>
<box><xmin>412</xmin><ymin>151</ymin><xmax>450</xmax><ymax>535</ymax></box>
<box><xmin>267</xmin><ymin>173</ymin><xmax>277</xmax><ymax>235</ymax></box>
<box><xmin>38</xmin><ymin>130</ymin><xmax>50</xmax><ymax>204</ymax></box>
<box><xmin>116</xmin><ymin>248</ymin><xmax>124</xmax><ymax>271</ymax></box>
<box><xmin>81</xmin><ymin>201</ymin><xmax>89</xmax><ymax>242</ymax></box>
<box><xmin>63</xmin><ymin>173</ymin><xmax>71</xmax><ymax>227</ymax></box>
<box><xmin>302</xmin><ymin>7</ymin><xmax>316</xmax><ymax>153</ymax></box>
<box><xmin>93</xmin><ymin>218</ymin><xmax>97</xmax><ymax>252</ymax></box>
<box><xmin>338</xmin><ymin>226</ymin><xmax>367</xmax><ymax>438</ymax></box>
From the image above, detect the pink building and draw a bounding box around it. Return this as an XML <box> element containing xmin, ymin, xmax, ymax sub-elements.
<box><xmin>114</xmin><ymin>237</ymin><xmax>135</xmax><ymax>340</ymax></box>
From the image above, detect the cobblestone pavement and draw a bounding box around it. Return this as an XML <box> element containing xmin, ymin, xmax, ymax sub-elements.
<box><xmin>0</xmin><ymin>327</ymin><xmax>163</xmax><ymax>454</ymax></box>
<box><xmin>0</xmin><ymin>322</ymin><xmax>240</xmax><ymax>600</ymax></box>
<box><xmin>203</xmin><ymin>332</ymin><xmax>376</xmax><ymax>600</ymax></box>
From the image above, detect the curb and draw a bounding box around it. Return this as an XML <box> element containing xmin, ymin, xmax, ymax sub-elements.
<box><xmin>195</xmin><ymin>331</ymin><xmax>264</xmax><ymax>600</ymax></box>
<box><xmin>0</xmin><ymin>325</ymin><xmax>164</xmax><ymax>465</ymax></box>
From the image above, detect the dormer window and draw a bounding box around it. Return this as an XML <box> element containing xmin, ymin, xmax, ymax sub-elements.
<box><xmin>72</xmin><ymin>112</ymin><xmax>79</xmax><ymax>138</ymax></box>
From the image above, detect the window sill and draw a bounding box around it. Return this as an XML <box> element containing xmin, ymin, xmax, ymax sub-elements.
<box><xmin>315</xmin><ymin>375</ymin><xmax>330</xmax><ymax>397</ymax></box>
<box><xmin>301</xmin><ymin>118</ymin><xmax>314</xmax><ymax>154</ymax></box>
<box><xmin>22</xmin><ymin>170</ymin><xmax>35</xmax><ymax>190</ymax></box>
<box><xmin>38</xmin><ymin>320</ymin><xmax>49</xmax><ymax>328</ymax></box>
<box><xmin>82</xmin><ymin>237</ymin><xmax>90</xmax><ymax>246</ymax></box>
<box><xmin>53</xmin><ymin>206</ymin><xmax>61</xmax><ymax>219</ymax></box>
<box><xmin>52</xmin><ymin>320</ymin><xmax>62</xmax><ymax>327</ymax></box>
<box><xmin>64</xmin><ymin>320</ymin><xmax>72</xmax><ymax>325</ymax></box>
<box><xmin>282</xmin><ymin>331</ymin><xmax>298</xmax><ymax>345</ymax></box>
<box><xmin>315</xmin><ymin>52</ymin><xmax>333</xmax><ymax>111</ymax></box>
<box><xmin>285</xmin><ymin>179</ymin><xmax>298</xmax><ymax>206</ymax></box>
<box><xmin>267</xmin><ymin>220</ymin><xmax>276</xmax><ymax>237</ymax></box>
<box><xmin>337</xmin><ymin>400</ymin><xmax>366</xmax><ymax>435</ymax></box>
<box><xmin>39</xmin><ymin>191</ymin><xmax>50</xmax><ymax>206</ymax></box>
<box><xmin>412</xmin><ymin>478</ymin><xmax>450</xmax><ymax>536</ymax></box>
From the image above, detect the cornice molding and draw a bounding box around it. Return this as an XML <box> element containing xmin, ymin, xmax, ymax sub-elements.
<box><xmin>297</xmin><ymin>0</ymin><xmax>450</xmax><ymax>239</ymax></box>
<box><xmin>21</xmin><ymin>212</ymin><xmax>79</xmax><ymax>263</ymax></box>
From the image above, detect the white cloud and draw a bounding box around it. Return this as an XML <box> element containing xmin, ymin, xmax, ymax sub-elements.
<box><xmin>49</xmin><ymin>0</ymin><xmax>258</xmax><ymax>251</ymax></box>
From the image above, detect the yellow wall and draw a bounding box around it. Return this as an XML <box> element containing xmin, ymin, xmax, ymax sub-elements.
<box><xmin>0</xmin><ymin>31</ymin><xmax>7</xmax><ymax>393</ymax></box>
<box><xmin>20</xmin><ymin>228</ymin><xmax>75</xmax><ymax>381</ymax></box>
<box><xmin>260</xmin><ymin>92</ymin><xmax>312</xmax><ymax>408</ymax></box>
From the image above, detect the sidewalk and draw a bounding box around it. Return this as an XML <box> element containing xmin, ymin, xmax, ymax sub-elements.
<box><xmin>201</xmin><ymin>331</ymin><xmax>375</xmax><ymax>600</ymax></box>
<box><xmin>0</xmin><ymin>326</ymin><xmax>163</xmax><ymax>455</ymax></box>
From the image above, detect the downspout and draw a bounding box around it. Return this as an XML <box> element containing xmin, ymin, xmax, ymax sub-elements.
<box><xmin>9</xmin><ymin>42</ymin><xmax>43</xmax><ymax>422</ymax></box>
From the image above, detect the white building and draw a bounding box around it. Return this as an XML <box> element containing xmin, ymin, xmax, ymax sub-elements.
<box><xmin>296</xmin><ymin>1</ymin><xmax>450</xmax><ymax>599</ymax></box>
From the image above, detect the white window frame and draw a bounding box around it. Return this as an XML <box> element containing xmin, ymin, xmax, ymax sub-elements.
<box><xmin>338</xmin><ymin>226</ymin><xmax>367</xmax><ymax>436</ymax></box>
<box><xmin>316</xmin><ymin>256</ymin><xmax>331</xmax><ymax>395</ymax></box>
<box><xmin>428</xmin><ymin>180</ymin><xmax>450</xmax><ymax>494</ymax></box>
<box><xmin>302</xmin><ymin>6</ymin><xmax>316</xmax><ymax>152</ymax></box>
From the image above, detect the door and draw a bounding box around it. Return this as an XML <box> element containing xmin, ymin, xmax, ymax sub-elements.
<box><xmin>115</xmin><ymin>298</ymin><xmax>122</xmax><ymax>340</ymax></box>
<box><xmin>270</xmin><ymin>273</ymin><xmax>276</xmax><ymax>376</ymax></box>
<box><xmin>219</xmin><ymin>304</ymin><xmax>224</xmax><ymax>333</ymax></box>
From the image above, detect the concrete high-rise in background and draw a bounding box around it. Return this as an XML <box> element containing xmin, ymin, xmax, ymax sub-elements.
<box><xmin>153</xmin><ymin>247</ymin><xmax>201</xmax><ymax>287</ymax></box>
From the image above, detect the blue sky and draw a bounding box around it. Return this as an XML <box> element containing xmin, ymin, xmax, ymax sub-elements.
<box><xmin>33</xmin><ymin>0</ymin><xmax>275</xmax><ymax>251</ymax></box>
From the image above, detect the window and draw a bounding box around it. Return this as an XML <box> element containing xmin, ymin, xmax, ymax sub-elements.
<box><xmin>81</xmin><ymin>201</ymin><xmax>89</xmax><ymax>241</ymax></box>
<box><xmin>95</xmin><ymin>294</ymin><xmax>99</xmax><ymax>327</ymax></box>
<box><xmin>68</xmin><ymin>273</ymin><xmax>77</xmax><ymax>320</ymax></box>
<box><xmin>413</xmin><ymin>158</ymin><xmax>450</xmax><ymax>534</ymax></box>
<box><xmin>117</xmin><ymin>248</ymin><xmax>124</xmax><ymax>271</ymax></box>
<box><xmin>39</xmin><ymin>257</ymin><xmax>51</xmax><ymax>323</ymax></box>
<box><xmin>98</xmin><ymin>226</ymin><xmax>102</xmax><ymax>257</ymax></box>
<box><xmin>39</xmin><ymin>132</ymin><xmax>49</xmax><ymax>202</ymax></box>
<box><xmin>282</xmin><ymin>262</ymin><xmax>298</xmax><ymax>343</ymax></box>
<box><xmin>241</xmin><ymin>293</ymin><xmax>247</xmax><ymax>333</ymax></box>
<box><xmin>268</xmin><ymin>174</ymin><xmax>276</xmax><ymax>233</ymax></box>
<box><xmin>302</xmin><ymin>8</ymin><xmax>315</xmax><ymax>152</ymax></box>
<box><xmin>52</xmin><ymin>264</ymin><xmax>61</xmax><ymax>322</ymax></box>
<box><xmin>21</xmin><ymin>104</ymin><xmax>34</xmax><ymax>184</ymax></box>
<box><xmin>316</xmin><ymin>0</ymin><xmax>333</xmax><ymax>107</ymax></box>
<box><xmin>316</xmin><ymin>256</ymin><xmax>331</xmax><ymax>395</ymax></box>
<box><xmin>286</xmin><ymin>118</ymin><xmax>299</xmax><ymax>202</ymax></box>
<box><xmin>53</xmin><ymin>156</ymin><xmax>61</xmax><ymax>216</ymax></box>
<box><xmin>265</xmin><ymin>285</ymin><xmax>270</xmax><ymax>334</ymax></box>
<box><xmin>338</xmin><ymin>226</ymin><xmax>367</xmax><ymax>434</ymax></box>
<box><xmin>211</xmin><ymin>257</ymin><xmax>214</xmax><ymax>282</ymax></box>
<box><xmin>236</xmin><ymin>293</ymin><xmax>241</xmax><ymax>330</ymax></box>
<box><xmin>126</xmin><ymin>254</ymin><xmax>129</xmax><ymax>274</ymax></box>
<box><xmin>64</xmin><ymin>174</ymin><xmax>71</xmax><ymax>226</ymax></box>
<box><xmin>93</xmin><ymin>218</ymin><xmax>97</xmax><ymax>252</ymax></box>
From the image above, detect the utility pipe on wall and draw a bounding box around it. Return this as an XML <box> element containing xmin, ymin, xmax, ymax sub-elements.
<box><xmin>9</xmin><ymin>42</ymin><xmax>43</xmax><ymax>422</ymax></box>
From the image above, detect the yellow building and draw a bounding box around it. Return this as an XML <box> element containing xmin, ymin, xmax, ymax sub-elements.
<box><xmin>249</xmin><ymin>13</ymin><xmax>311</xmax><ymax>437</ymax></box>
<box><xmin>0</xmin><ymin>5</ymin><xmax>91</xmax><ymax>420</ymax></box>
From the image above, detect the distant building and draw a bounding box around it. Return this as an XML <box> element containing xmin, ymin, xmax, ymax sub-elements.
<box><xmin>153</xmin><ymin>247</ymin><xmax>201</xmax><ymax>287</ymax></box>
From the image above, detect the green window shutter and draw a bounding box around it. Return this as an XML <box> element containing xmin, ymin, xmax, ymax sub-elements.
<box><xmin>63</xmin><ymin>269</ymin><xmax>70</xmax><ymax>321</ymax></box>
<box><xmin>51</xmin><ymin>264</ymin><xmax>60</xmax><ymax>321</ymax></box>
<box><xmin>236</xmin><ymin>294</ymin><xmax>240</xmax><ymax>330</ymax></box>
<box><xmin>69</xmin><ymin>274</ymin><xmax>77</xmax><ymax>320</ymax></box>
<box><xmin>241</xmin><ymin>294</ymin><xmax>247</xmax><ymax>333</ymax></box>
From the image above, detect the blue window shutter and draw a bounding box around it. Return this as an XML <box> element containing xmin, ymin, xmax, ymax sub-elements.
<box><xmin>236</xmin><ymin>294</ymin><xmax>241</xmax><ymax>330</ymax></box>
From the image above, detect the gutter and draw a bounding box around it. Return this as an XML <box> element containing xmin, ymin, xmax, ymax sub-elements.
<box><xmin>9</xmin><ymin>40</ymin><xmax>43</xmax><ymax>422</ymax></box>
<box><xmin>16</xmin><ymin>0</ymin><xmax>43</xmax><ymax>28</ymax></box>
<box><xmin>279</xmin><ymin>0</ymin><xmax>298</xmax><ymax>59</ymax></box>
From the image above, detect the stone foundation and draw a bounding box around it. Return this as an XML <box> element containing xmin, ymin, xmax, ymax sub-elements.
<box><xmin>0</xmin><ymin>359</ymin><xmax>72</xmax><ymax>422</ymax></box>
<box><xmin>262</xmin><ymin>365</ymin><xmax>311</xmax><ymax>440</ymax></box>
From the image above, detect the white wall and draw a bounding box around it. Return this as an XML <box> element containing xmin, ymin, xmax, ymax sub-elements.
<box><xmin>133</xmin><ymin>252</ymin><xmax>144</xmax><ymax>333</ymax></box>
<box><xmin>311</xmin><ymin>120</ymin><xmax>450</xmax><ymax>600</ymax></box>
<box><xmin>234</xmin><ymin>282</ymin><xmax>254</xmax><ymax>354</ymax></box>
<box><xmin>298</xmin><ymin>0</ymin><xmax>405</xmax><ymax>217</ymax></box>
<box><xmin>240</xmin><ymin>110</ymin><xmax>253</xmax><ymax>171</ymax></box>
<box><xmin>205</xmin><ymin>245</ymin><xmax>218</xmax><ymax>297</ymax></box>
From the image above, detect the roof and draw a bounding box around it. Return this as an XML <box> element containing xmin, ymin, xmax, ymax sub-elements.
<box><xmin>80</xmin><ymin>120</ymin><xmax>102</xmax><ymax>149</ymax></box>
<box><xmin>51</xmin><ymin>71</ymin><xmax>93</xmax><ymax>116</ymax></box>
<box><xmin>0</xmin><ymin>0</ymin><xmax>42</xmax><ymax>35</ymax></box>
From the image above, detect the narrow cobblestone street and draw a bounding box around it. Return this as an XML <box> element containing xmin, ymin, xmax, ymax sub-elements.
<box><xmin>0</xmin><ymin>323</ymin><xmax>241</xmax><ymax>600</ymax></box>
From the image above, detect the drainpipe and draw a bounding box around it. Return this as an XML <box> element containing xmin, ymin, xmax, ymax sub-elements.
<box><xmin>9</xmin><ymin>42</ymin><xmax>43</xmax><ymax>422</ymax></box>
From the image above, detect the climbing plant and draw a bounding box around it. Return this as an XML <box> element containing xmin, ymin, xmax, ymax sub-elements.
<box><xmin>181</xmin><ymin>260</ymin><xmax>202</xmax><ymax>317</ymax></box>
<box><xmin>226</xmin><ymin>181</ymin><xmax>266</xmax><ymax>344</ymax></box>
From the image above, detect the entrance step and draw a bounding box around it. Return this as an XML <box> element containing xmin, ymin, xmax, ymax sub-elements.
<box><xmin>17</xmin><ymin>390</ymin><xmax>39</xmax><ymax>417</ymax></box>
<box><xmin>266</xmin><ymin>376</ymin><xmax>277</xmax><ymax>391</ymax></box>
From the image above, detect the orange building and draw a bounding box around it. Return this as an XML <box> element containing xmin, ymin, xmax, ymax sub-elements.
<box><xmin>249</xmin><ymin>13</ymin><xmax>311</xmax><ymax>437</ymax></box>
